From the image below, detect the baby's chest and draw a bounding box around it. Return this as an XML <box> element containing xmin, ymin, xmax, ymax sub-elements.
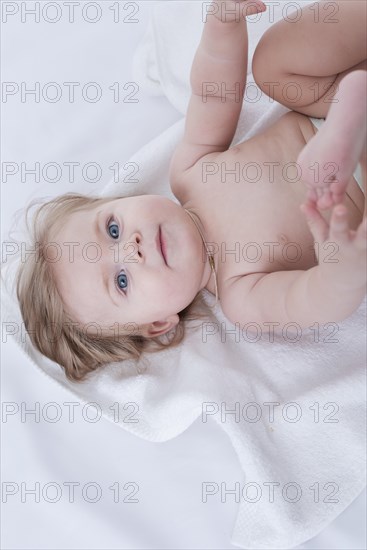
<box><xmin>196</xmin><ymin>164</ymin><xmax>318</xmax><ymax>285</ymax></box>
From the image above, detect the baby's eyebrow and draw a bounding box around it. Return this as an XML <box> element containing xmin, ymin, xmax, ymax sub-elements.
<box><xmin>93</xmin><ymin>209</ymin><xmax>102</xmax><ymax>240</ymax></box>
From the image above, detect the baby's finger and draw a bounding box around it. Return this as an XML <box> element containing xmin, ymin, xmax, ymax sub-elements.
<box><xmin>329</xmin><ymin>205</ymin><xmax>350</xmax><ymax>244</ymax></box>
<box><xmin>317</xmin><ymin>189</ymin><xmax>333</xmax><ymax>210</ymax></box>
<box><xmin>306</xmin><ymin>187</ymin><xmax>318</xmax><ymax>204</ymax></box>
<box><xmin>300</xmin><ymin>202</ymin><xmax>329</xmax><ymax>243</ymax></box>
<box><xmin>331</xmin><ymin>190</ymin><xmax>345</xmax><ymax>205</ymax></box>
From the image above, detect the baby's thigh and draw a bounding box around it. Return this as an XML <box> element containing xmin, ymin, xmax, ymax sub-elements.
<box><xmin>253</xmin><ymin>0</ymin><xmax>367</xmax><ymax>112</ymax></box>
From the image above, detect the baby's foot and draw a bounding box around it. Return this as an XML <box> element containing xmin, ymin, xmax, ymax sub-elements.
<box><xmin>297</xmin><ymin>70</ymin><xmax>367</xmax><ymax>210</ymax></box>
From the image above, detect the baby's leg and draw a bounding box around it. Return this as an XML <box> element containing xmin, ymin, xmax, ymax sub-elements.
<box><xmin>253</xmin><ymin>0</ymin><xmax>366</xmax><ymax>119</ymax></box>
<box><xmin>297</xmin><ymin>70</ymin><xmax>367</xmax><ymax>211</ymax></box>
<box><xmin>252</xmin><ymin>0</ymin><xmax>367</xmax><ymax>210</ymax></box>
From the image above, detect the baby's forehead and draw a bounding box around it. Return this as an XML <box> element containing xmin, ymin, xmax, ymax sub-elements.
<box><xmin>51</xmin><ymin>207</ymin><xmax>93</xmax><ymax>239</ymax></box>
<box><xmin>46</xmin><ymin>208</ymin><xmax>95</xmax><ymax>264</ymax></box>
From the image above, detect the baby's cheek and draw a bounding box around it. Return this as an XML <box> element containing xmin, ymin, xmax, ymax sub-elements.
<box><xmin>162</xmin><ymin>279</ymin><xmax>182</xmax><ymax>302</ymax></box>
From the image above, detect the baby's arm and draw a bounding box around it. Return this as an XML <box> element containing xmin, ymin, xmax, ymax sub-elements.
<box><xmin>169</xmin><ymin>0</ymin><xmax>265</xmax><ymax>183</ymax></box>
<box><xmin>223</xmin><ymin>265</ymin><xmax>365</xmax><ymax>331</ymax></box>
<box><xmin>222</xmin><ymin>208</ymin><xmax>367</xmax><ymax>331</ymax></box>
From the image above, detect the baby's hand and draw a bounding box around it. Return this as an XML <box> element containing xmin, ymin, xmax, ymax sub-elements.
<box><xmin>296</xmin><ymin>141</ymin><xmax>347</xmax><ymax>211</ymax></box>
<box><xmin>300</xmin><ymin>201</ymin><xmax>367</xmax><ymax>291</ymax></box>
<box><xmin>210</xmin><ymin>0</ymin><xmax>266</xmax><ymax>22</ymax></box>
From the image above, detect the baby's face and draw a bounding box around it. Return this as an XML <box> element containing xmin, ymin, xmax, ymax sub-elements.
<box><xmin>51</xmin><ymin>195</ymin><xmax>210</xmax><ymax>336</ymax></box>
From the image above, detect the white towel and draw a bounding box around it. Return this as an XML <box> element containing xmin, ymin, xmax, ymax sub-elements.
<box><xmin>2</xmin><ymin>1</ymin><xmax>366</xmax><ymax>549</ymax></box>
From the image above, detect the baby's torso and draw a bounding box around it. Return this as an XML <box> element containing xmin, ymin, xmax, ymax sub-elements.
<box><xmin>171</xmin><ymin>111</ymin><xmax>365</xmax><ymax>299</ymax></box>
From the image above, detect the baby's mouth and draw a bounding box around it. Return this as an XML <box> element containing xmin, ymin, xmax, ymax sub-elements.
<box><xmin>159</xmin><ymin>227</ymin><xmax>168</xmax><ymax>266</ymax></box>
<box><xmin>156</xmin><ymin>226</ymin><xmax>168</xmax><ymax>266</ymax></box>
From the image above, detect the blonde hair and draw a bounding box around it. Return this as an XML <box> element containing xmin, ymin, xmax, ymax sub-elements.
<box><xmin>11</xmin><ymin>192</ymin><xmax>216</xmax><ymax>383</ymax></box>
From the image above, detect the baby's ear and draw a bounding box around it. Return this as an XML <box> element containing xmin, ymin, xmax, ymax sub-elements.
<box><xmin>141</xmin><ymin>315</ymin><xmax>179</xmax><ymax>338</ymax></box>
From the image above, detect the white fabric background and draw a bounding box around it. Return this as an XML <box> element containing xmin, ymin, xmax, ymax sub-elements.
<box><xmin>1</xmin><ymin>1</ymin><xmax>366</xmax><ymax>548</ymax></box>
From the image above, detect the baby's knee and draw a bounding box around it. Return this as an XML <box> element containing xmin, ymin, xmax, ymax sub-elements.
<box><xmin>252</xmin><ymin>32</ymin><xmax>285</xmax><ymax>100</ymax></box>
<box><xmin>252</xmin><ymin>37</ymin><xmax>271</xmax><ymax>89</ymax></box>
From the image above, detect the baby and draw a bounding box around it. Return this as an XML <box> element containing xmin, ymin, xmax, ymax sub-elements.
<box><xmin>14</xmin><ymin>0</ymin><xmax>366</xmax><ymax>382</ymax></box>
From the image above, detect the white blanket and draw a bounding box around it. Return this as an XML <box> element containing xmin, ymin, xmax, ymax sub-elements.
<box><xmin>2</xmin><ymin>1</ymin><xmax>366</xmax><ymax>549</ymax></box>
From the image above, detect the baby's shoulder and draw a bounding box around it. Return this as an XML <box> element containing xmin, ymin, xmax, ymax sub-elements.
<box><xmin>246</xmin><ymin>110</ymin><xmax>309</xmax><ymax>146</ymax></box>
<box><xmin>170</xmin><ymin>111</ymin><xmax>307</xmax><ymax>202</ymax></box>
<box><xmin>228</xmin><ymin>110</ymin><xmax>309</xmax><ymax>164</ymax></box>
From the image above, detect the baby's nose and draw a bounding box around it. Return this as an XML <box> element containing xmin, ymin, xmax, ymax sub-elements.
<box><xmin>121</xmin><ymin>234</ymin><xmax>143</xmax><ymax>265</ymax></box>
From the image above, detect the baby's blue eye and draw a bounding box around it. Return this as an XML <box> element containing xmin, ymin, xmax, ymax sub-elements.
<box><xmin>108</xmin><ymin>220</ymin><xmax>119</xmax><ymax>239</ymax></box>
<box><xmin>116</xmin><ymin>271</ymin><xmax>128</xmax><ymax>293</ymax></box>
<box><xmin>107</xmin><ymin>218</ymin><xmax>128</xmax><ymax>294</ymax></box>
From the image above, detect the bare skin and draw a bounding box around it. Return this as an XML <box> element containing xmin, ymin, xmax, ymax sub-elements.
<box><xmin>169</xmin><ymin>0</ymin><xmax>367</xmax><ymax>331</ymax></box>
<box><xmin>296</xmin><ymin>70</ymin><xmax>367</xmax><ymax>210</ymax></box>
